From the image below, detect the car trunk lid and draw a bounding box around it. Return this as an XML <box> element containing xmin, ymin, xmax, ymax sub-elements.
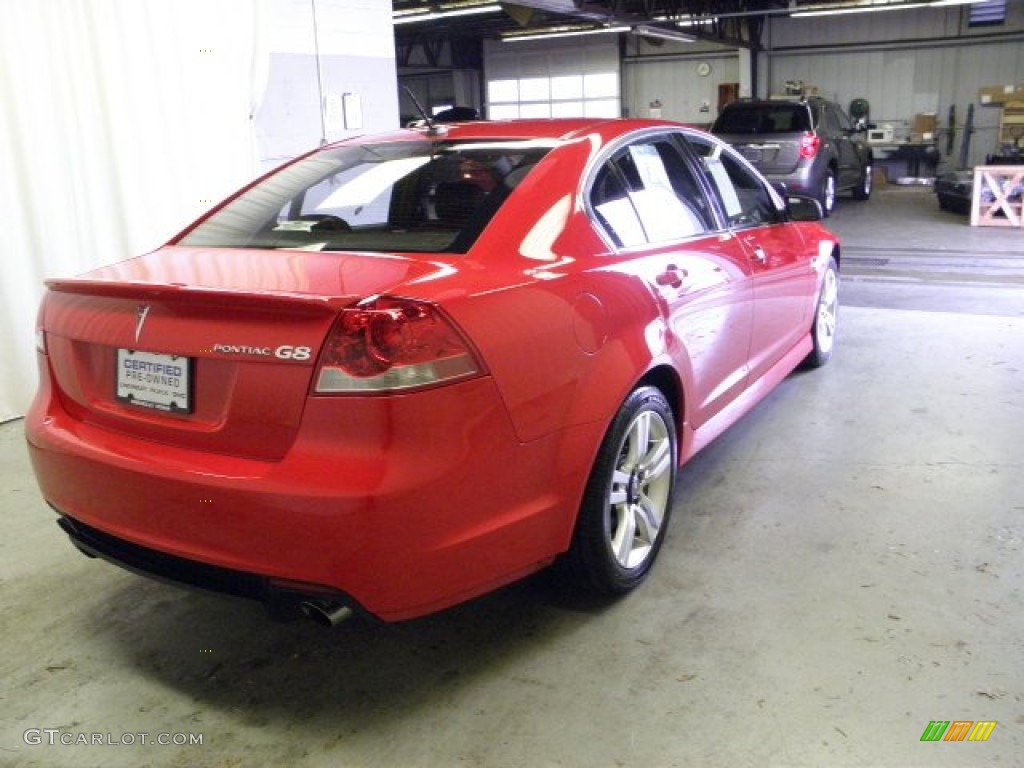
<box><xmin>722</xmin><ymin>134</ymin><xmax>804</xmax><ymax>175</ymax></box>
<box><xmin>713</xmin><ymin>103</ymin><xmax>814</xmax><ymax>176</ymax></box>
<box><xmin>41</xmin><ymin>246</ymin><xmax>443</xmax><ymax>460</ymax></box>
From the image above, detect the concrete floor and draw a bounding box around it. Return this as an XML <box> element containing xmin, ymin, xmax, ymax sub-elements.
<box><xmin>2</xmin><ymin>186</ymin><xmax>1023</xmax><ymax>768</ymax></box>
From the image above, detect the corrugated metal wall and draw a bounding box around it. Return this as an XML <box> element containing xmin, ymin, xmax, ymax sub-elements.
<box><xmin>622</xmin><ymin>39</ymin><xmax>741</xmax><ymax>127</ymax></box>
<box><xmin>469</xmin><ymin>5</ymin><xmax>1023</xmax><ymax>168</ymax></box>
<box><xmin>763</xmin><ymin>4</ymin><xmax>1024</xmax><ymax>168</ymax></box>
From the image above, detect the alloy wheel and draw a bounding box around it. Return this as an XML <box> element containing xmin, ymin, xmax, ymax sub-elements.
<box><xmin>816</xmin><ymin>266</ymin><xmax>839</xmax><ymax>355</ymax></box>
<box><xmin>606</xmin><ymin>409</ymin><xmax>673</xmax><ymax>569</ymax></box>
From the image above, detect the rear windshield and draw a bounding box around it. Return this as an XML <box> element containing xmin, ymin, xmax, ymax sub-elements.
<box><xmin>178</xmin><ymin>139</ymin><xmax>553</xmax><ymax>254</ymax></box>
<box><xmin>712</xmin><ymin>104</ymin><xmax>812</xmax><ymax>134</ymax></box>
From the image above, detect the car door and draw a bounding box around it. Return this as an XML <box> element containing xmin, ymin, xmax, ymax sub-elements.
<box><xmin>587</xmin><ymin>132</ymin><xmax>754</xmax><ymax>429</ymax></box>
<box><xmin>826</xmin><ymin>103</ymin><xmax>862</xmax><ymax>190</ymax></box>
<box><xmin>685</xmin><ymin>133</ymin><xmax>814</xmax><ymax>383</ymax></box>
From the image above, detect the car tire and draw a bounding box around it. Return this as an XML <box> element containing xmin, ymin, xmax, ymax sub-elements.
<box><xmin>803</xmin><ymin>256</ymin><xmax>839</xmax><ymax>368</ymax></box>
<box><xmin>819</xmin><ymin>169</ymin><xmax>837</xmax><ymax>216</ymax></box>
<box><xmin>563</xmin><ymin>386</ymin><xmax>677</xmax><ymax>596</ymax></box>
<box><xmin>852</xmin><ymin>162</ymin><xmax>872</xmax><ymax>201</ymax></box>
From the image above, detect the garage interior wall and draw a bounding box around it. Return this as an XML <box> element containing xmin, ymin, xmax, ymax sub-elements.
<box><xmin>0</xmin><ymin>0</ymin><xmax>398</xmax><ymax>422</ymax></box>
<box><xmin>763</xmin><ymin>3</ymin><xmax>1024</xmax><ymax>167</ymax></box>
<box><xmin>622</xmin><ymin>40</ymin><xmax>742</xmax><ymax>125</ymax></box>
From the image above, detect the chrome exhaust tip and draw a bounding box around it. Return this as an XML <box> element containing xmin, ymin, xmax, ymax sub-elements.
<box><xmin>300</xmin><ymin>599</ymin><xmax>353</xmax><ymax>627</ymax></box>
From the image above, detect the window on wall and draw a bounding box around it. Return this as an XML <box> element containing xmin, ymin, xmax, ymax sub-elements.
<box><xmin>487</xmin><ymin>72</ymin><xmax>619</xmax><ymax>119</ymax></box>
<box><xmin>968</xmin><ymin>0</ymin><xmax>1006</xmax><ymax>26</ymax></box>
<box><xmin>483</xmin><ymin>39</ymin><xmax>622</xmax><ymax>120</ymax></box>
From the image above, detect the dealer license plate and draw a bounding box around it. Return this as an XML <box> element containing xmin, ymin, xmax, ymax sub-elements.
<box><xmin>739</xmin><ymin>146</ymin><xmax>762</xmax><ymax>163</ymax></box>
<box><xmin>116</xmin><ymin>349</ymin><xmax>192</xmax><ymax>414</ymax></box>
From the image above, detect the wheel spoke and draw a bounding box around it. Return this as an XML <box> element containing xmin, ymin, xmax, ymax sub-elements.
<box><xmin>627</xmin><ymin>413</ymin><xmax>651</xmax><ymax>467</ymax></box>
<box><xmin>821</xmin><ymin>310</ymin><xmax>835</xmax><ymax>335</ymax></box>
<box><xmin>612</xmin><ymin>504</ymin><xmax>637</xmax><ymax>564</ymax></box>
<box><xmin>638</xmin><ymin>437</ymin><xmax>671</xmax><ymax>484</ymax></box>
<box><xmin>634</xmin><ymin>494</ymin><xmax>662</xmax><ymax>544</ymax></box>
<box><xmin>822</xmin><ymin>272</ymin><xmax>838</xmax><ymax>306</ymax></box>
<box><xmin>609</xmin><ymin>468</ymin><xmax>631</xmax><ymax>506</ymax></box>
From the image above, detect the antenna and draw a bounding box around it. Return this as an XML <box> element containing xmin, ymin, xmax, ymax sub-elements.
<box><xmin>403</xmin><ymin>86</ymin><xmax>446</xmax><ymax>136</ymax></box>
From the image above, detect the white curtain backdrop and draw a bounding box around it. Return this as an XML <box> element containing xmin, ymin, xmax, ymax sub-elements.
<box><xmin>0</xmin><ymin>0</ymin><xmax>266</xmax><ymax>421</ymax></box>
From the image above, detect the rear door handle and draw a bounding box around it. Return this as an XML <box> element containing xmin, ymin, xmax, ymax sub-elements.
<box><xmin>742</xmin><ymin>236</ymin><xmax>768</xmax><ymax>264</ymax></box>
<box><xmin>655</xmin><ymin>265</ymin><xmax>688</xmax><ymax>289</ymax></box>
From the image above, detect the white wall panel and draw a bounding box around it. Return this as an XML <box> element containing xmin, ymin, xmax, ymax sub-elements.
<box><xmin>623</xmin><ymin>55</ymin><xmax>740</xmax><ymax>125</ymax></box>
<box><xmin>0</xmin><ymin>0</ymin><xmax>399</xmax><ymax>420</ymax></box>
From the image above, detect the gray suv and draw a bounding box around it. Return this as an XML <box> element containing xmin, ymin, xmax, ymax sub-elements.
<box><xmin>711</xmin><ymin>97</ymin><xmax>873</xmax><ymax>216</ymax></box>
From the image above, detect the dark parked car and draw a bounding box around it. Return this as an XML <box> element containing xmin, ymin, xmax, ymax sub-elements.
<box><xmin>935</xmin><ymin>171</ymin><xmax>973</xmax><ymax>214</ymax></box>
<box><xmin>712</xmin><ymin>97</ymin><xmax>873</xmax><ymax>216</ymax></box>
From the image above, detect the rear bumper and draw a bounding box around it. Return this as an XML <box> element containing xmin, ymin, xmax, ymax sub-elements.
<box><xmin>55</xmin><ymin>513</ymin><xmax>354</xmax><ymax>619</ymax></box>
<box><xmin>761</xmin><ymin>167</ymin><xmax>817</xmax><ymax>195</ymax></box>
<box><xmin>26</xmin><ymin>373</ymin><xmax>602</xmax><ymax>621</ymax></box>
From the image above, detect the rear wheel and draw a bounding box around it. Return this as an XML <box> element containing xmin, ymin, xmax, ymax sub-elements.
<box><xmin>852</xmin><ymin>163</ymin><xmax>872</xmax><ymax>201</ymax></box>
<box><xmin>564</xmin><ymin>387</ymin><xmax>677</xmax><ymax>595</ymax></box>
<box><xmin>819</xmin><ymin>169</ymin><xmax>837</xmax><ymax>216</ymax></box>
<box><xmin>804</xmin><ymin>256</ymin><xmax>839</xmax><ymax>368</ymax></box>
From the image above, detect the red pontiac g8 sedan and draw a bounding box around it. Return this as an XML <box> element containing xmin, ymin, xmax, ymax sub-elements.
<box><xmin>25</xmin><ymin>119</ymin><xmax>840</xmax><ymax>624</ymax></box>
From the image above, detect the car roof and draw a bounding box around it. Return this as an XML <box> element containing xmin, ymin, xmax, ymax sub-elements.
<box><xmin>325</xmin><ymin>117</ymin><xmax>701</xmax><ymax>149</ymax></box>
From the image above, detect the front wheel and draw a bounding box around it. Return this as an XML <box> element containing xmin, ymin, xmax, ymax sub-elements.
<box><xmin>803</xmin><ymin>256</ymin><xmax>839</xmax><ymax>368</ymax></box>
<box><xmin>563</xmin><ymin>387</ymin><xmax>677</xmax><ymax>595</ymax></box>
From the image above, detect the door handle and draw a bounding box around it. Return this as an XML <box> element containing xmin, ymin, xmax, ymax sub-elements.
<box><xmin>752</xmin><ymin>246</ymin><xmax>767</xmax><ymax>263</ymax></box>
<box><xmin>655</xmin><ymin>265</ymin><xmax>688</xmax><ymax>289</ymax></box>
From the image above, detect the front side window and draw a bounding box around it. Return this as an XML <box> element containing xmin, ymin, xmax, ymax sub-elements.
<box><xmin>179</xmin><ymin>139</ymin><xmax>553</xmax><ymax>254</ymax></box>
<box><xmin>819</xmin><ymin>104</ymin><xmax>842</xmax><ymax>135</ymax></box>
<box><xmin>833</xmin><ymin>105</ymin><xmax>855</xmax><ymax>133</ymax></box>
<box><xmin>589</xmin><ymin>136</ymin><xmax>714</xmax><ymax>249</ymax></box>
<box><xmin>688</xmin><ymin>135</ymin><xmax>783</xmax><ymax>229</ymax></box>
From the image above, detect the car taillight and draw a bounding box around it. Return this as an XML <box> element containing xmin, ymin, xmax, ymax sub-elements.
<box><xmin>315</xmin><ymin>297</ymin><xmax>483</xmax><ymax>393</ymax></box>
<box><xmin>799</xmin><ymin>133</ymin><xmax>821</xmax><ymax>159</ymax></box>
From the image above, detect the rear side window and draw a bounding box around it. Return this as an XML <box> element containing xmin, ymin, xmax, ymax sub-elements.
<box><xmin>589</xmin><ymin>136</ymin><xmax>714</xmax><ymax>249</ymax></box>
<box><xmin>713</xmin><ymin>104</ymin><xmax>812</xmax><ymax>134</ymax></box>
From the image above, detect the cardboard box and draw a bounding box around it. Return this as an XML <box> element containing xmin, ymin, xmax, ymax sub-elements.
<box><xmin>979</xmin><ymin>84</ymin><xmax>1024</xmax><ymax>105</ymax></box>
<box><xmin>911</xmin><ymin>112</ymin><xmax>937</xmax><ymax>143</ymax></box>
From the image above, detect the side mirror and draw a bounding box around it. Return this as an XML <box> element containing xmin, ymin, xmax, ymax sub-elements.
<box><xmin>787</xmin><ymin>195</ymin><xmax>824</xmax><ymax>222</ymax></box>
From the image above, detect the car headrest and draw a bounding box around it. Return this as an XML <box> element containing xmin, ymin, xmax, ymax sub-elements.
<box><xmin>434</xmin><ymin>181</ymin><xmax>486</xmax><ymax>227</ymax></box>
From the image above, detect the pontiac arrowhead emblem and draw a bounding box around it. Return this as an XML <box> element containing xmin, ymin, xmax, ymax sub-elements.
<box><xmin>135</xmin><ymin>305</ymin><xmax>151</xmax><ymax>344</ymax></box>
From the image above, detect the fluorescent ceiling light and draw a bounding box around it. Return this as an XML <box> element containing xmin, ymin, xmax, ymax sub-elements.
<box><xmin>501</xmin><ymin>25</ymin><xmax>630</xmax><ymax>42</ymax></box>
<box><xmin>793</xmin><ymin>2</ymin><xmax>926</xmax><ymax>16</ymax></box>
<box><xmin>793</xmin><ymin>0</ymin><xmax>983</xmax><ymax>16</ymax></box>
<box><xmin>632</xmin><ymin>24</ymin><xmax>696</xmax><ymax>42</ymax></box>
<box><xmin>394</xmin><ymin>3</ymin><xmax>502</xmax><ymax>25</ymax></box>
